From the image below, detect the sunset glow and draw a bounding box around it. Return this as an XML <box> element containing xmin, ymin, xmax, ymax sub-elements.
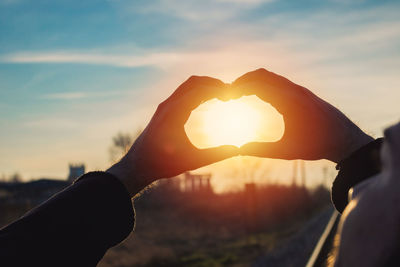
<box><xmin>202</xmin><ymin>100</ymin><xmax>261</xmax><ymax>147</ymax></box>
<box><xmin>186</xmin><ymin>96</ymin><xmax>285</xmax><ymax>148</ymax></box>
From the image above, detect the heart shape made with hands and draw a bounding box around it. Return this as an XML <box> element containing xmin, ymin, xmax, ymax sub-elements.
<box><xmin>185</xmin><ymin>95</ymin><xmax>284</xmax><ymax>148</ymax></box>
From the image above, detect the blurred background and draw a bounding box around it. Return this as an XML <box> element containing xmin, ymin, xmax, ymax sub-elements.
<box><xmin>0</xmin><ymin>0</ymin><xmax>399</xmax><ymax>266</ymax></box>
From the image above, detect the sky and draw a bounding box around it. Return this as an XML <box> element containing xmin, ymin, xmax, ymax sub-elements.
<box><xmin>0</xmin><ymin>0</ymin><xmax>399</xmax><ymax>190</ymax></box>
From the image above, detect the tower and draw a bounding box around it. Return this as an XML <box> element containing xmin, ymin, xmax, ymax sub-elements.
<box><xmin>68</xmin><ymin>164</ymin><xmax>85</xmax><ymax>182</ymax></box>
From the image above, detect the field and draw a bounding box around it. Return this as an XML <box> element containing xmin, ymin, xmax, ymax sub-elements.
<box><xmin>0</xmin><ymin>181</ymin><xmax>331</xmax><ymax>266</ymax></box>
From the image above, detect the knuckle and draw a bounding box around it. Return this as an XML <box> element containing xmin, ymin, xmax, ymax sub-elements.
<box><xmin>256</xmin><ymin>68</ymin><xmax>268</xmax><ymax>74</ymax></box>
<box><xmin>188</xmin><ymin>75</ymin><xmax>200</xmax><ymax>82</ymax></box>
<box><xmin>157</xmin><ymin>100</ymin><xmax>168</xmax><ymax>111</ymax></box>
<box><xmin>182</xmin><ymin>75</ymin><xmax>200</xmax><ymax>86</ymax></box>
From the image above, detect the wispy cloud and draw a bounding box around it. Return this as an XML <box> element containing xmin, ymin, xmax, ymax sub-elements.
<box><xmin>22</xmin><ymin>117</ymin><xmax>79</xmax><ymax>129</ymax></box>
<box><xmin>41</xmin><ymin>91</ymin><xmax>129</xmax><ymax>100</ymax></box>
<box><xmin>41</xmin><ymin>92</ymin><xmax>88</xmax><ymax>100</ymax></box>
<box><xmin>2</xmin><ymin>2</ymin><xmax>399</xmax><ymax>74</ymax></box>
<box><xmin>0</xmin><ymin>51</ymin><xmax>185</xmax><ymax>68</ymax></box>
<box><xmin>135</xmin><ymin>0</ymin><xmax>274</xmax><ymax>21</ymax></box>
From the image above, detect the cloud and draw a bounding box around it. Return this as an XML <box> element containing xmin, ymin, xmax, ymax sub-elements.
<box><xmin>42</xmin><ymin>92</ymin><xmax>88</xmax><ymax>100</ymax></box>
<box><xmin>41</xmin><ymin>91</ymin><xmax>129</xmax><ymax>100</ymax></box>
<box><xmin>2</xmin><ymin>1</ymin><xmax>399</xmax><ymax>74</ymax></box>
<box><xmin>135</xmin><ymin>0</ymin><xmax>274</xmax><ymax>21</ymax></box>
<box><xmin>22</xmin><ymin>117</ymin><xmax>79</xmax><ymax>129</ymax></box>
<box><xmin>0</xmin><ymin>51</ymin><xmax>183</xmax><ymax>67</ymax></box>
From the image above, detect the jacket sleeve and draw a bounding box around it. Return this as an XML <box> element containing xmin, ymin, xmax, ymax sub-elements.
<box><xmin>0</xmin><ymin>172</ymin><xmax>135</xmax><ymax>267</ymax></box>
<box><xmin>331</xmin><ymin>138</ymin><xmax>383</xmax><ymax>213</ymax></box>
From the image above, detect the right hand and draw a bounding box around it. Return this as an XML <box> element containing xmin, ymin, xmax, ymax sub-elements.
<box><xmin>233</xmin><ymin>68</ymin><xmax>373</xmax><ymax>163</ymax></box>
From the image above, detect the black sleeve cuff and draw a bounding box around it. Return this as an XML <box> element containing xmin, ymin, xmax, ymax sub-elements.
<box><xmin>331</xmin><ymin>138</ymin><xmax>383</xmax><ymax>213</ymax></box>
<box><xmin>73</xmin><ymin>171</ymin><xmax>135</xmax><ymax>247</ymax></box>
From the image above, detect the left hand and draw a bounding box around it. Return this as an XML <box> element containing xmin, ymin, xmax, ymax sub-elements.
<box><xmin>108</xmin><ymin>76</ymin><xmax>239</xmax><ymax>197</ymax></box>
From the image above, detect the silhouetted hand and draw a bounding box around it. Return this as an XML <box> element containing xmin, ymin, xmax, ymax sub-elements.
<box><xmin>233</xmin><ymin>68</ymin><xmax>373</xmax><ymax>163</ymax></box>
<box><xmin>108</xmin><ymin>76</ymin><xmax>239</xmax><ymax>197</ymax></box>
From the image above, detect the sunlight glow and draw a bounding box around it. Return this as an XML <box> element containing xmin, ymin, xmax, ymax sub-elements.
<box><xmin>186</xmin><ymin>96</ymin><xmax>284</xmax><ymax>148</ymax></box>
<box><xmin>202</xmin><ymin>100</ymin><xmax>261</xmax><ymax>147</ymax></box>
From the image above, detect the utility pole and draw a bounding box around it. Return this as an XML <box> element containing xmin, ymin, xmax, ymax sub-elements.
<box><xmin>292</xmin><ymin>160</ymin><xmax>306</xmax><ymax>187</ymax></box>
<box><xmin>292</xmin><ymin>160</ymin><xmax>298</xmax><ymax>186</ymax></box>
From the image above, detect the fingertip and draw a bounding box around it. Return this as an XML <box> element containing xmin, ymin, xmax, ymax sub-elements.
<box><xmin>214</xmin><ymin>145</ymin><xmax>239</xmax><ymax>159</ymax></box>
<box><xmin>199</xmin><ymin>145</ymin><xmax>240</xmax><ymax>167</ymax></box>
<box><xmin>239</xmin><ymin>142</ymin><xmax>259</xmax><ymax>156</ymax></box>
<box><xmin>221</xmin><ymin>144</ymin><xmax>240</xmax><ymax>154</ymax></box>
<box><xmin>255</xmin><ymin>67</ymin><xmax>268</xmax><ymax>73</ymax></box>
<box><xmin>234</xmin><ymin>82</ymin><xmax>257</xmax><ymax>97</ymax></box>
<box><xmin>216</xmin><ymin>84</ymin><xmax>242</xmax><ymax>101</ymax></box>
<box><xmin>239</xmin><ymin>141</ymin><xmax>283</xmax><ymax>159</ymax></box>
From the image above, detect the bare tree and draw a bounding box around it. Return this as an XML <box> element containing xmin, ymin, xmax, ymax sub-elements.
<box><xmin>109</xmin><ymin>129</ymin><xmax>142</xmax><ymax>162</ymax></box>
<box><xmin>9</xmin><ymin>172</ymin><xmax>22</xmax><ymax>183</ymax></box>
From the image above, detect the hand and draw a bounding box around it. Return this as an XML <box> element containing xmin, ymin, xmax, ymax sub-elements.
<box><xmin>108</xmin><ymin>76</ymin><xmax>239</xmax><ymax>197</ymax></box>
<box><xmin>233</xmin><ymin>68</ymin><xmax>373</xmax><ymax>163</ymax></box>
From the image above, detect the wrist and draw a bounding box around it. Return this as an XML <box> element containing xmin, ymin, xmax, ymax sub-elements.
<box><xmin>106</xmin><ymin>156</ymin><xmax>152</xmax><ymax>198</ymax></box>
<box><xmin>333</xmin><ymin>131</ymin><xmax>374</xmax><ymax>163</ymax></box>
<box><xmin>332</xmin><ymin>137</ymin><xmax>383</xmax><ymax>213</ymax></box>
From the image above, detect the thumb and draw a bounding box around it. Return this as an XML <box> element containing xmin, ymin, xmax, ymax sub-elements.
<box><xmin>240</xmin><ymin>141</ymin><xmax>289</xmax><ymax>159</ymax></box>
<box><xmin>197</xmin><ymin>145</ymin><xmax>239</xmax><ymax>167</ymax></box>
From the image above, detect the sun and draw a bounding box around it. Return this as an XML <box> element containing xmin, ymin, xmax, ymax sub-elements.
<box><xmin>201</xmin><ymin>100</ymin><xmax>261</xmax><ymax>147</ymax></box>
<box><xmin>185</xmin><ymin>95</ymin><xmax>284</xmax><ymax>148</ymax></box>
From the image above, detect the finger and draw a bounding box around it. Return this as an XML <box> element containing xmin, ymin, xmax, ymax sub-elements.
<box><xmin>231</xmin><ymin>70</ymin><xmax>305</xmax><ymax>114</ymax></box>
<box><xmin>166</xmin><ymin>78</ymin><xmax>236</xmax><ymax>123</ymax></box>
<box><xmin>179</xmin><ymin>83</ymin><xmax>229</xmax><ymax>111</ymax></box>
<box><xmin>232</xmin><ymin>68</ymin><xmax>285</xmax><ymax>99</ymax></box>
<box><xmin>240</xmin><ymin>141</ymin><xmax>294</xmax><ymax>159</ymax></box>
<box><xmin>233</xmin><ymin>68</ymin><xmax>292</xmax><ymax>89</ymax></box>
<box><xmin>170</xmin><ymin>76</ymin><xmax>243</xmax><ymax>106</ymax></box>
<box><xmin>217</xmin><ymin>84</ymin><xmax>242</xmax><ymax>101</ymax></box>
<box><xmin>167</xmin><ymin>75</ymin><xmax>226</xmax><ymax>104</ymax></box>
<box><xmin>196</xmin><ymin>145</ymin><xmax>239</xmax><ymax>167</ymax></box>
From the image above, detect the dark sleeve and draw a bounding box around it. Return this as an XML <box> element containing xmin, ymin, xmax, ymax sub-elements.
<box><xmin>331</xmin><ymin>138</ymin><xmax>383</xmax><ymax>213</ymax></box>
<box><xmin>0</xmin><ymin>172</ymin><xmax>135</xmax><ymax>267</ymax></box>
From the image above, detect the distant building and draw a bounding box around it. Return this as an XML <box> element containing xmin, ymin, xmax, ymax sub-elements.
<box><xmin>0</xmin><ymin>179</ymin><xmax>70</xmax><ymax>205</ymax></box>
<box><xmin>157</xmin><ymin>176</ymin><xmax>181</xmax><ymax>192</ymax></box>
<box><xmin>0</xmin><ymin>164</ymin><xmax>84</xmax><ymax>206</ymax></box>
<box><xmin>183</xmin><ymin>172</ymin><xmax>212</xmax><ymax>193</ymax></box>
<box><xmin>67</xmin><ymin>164</ymin><xmax>85</xmax><ymax>182</ymax></box>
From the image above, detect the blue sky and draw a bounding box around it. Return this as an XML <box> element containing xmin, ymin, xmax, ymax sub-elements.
<box><xmin>1</xmin><ymin>0</ymin><xmax>399</xmax><ymax>189</ymax></box>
